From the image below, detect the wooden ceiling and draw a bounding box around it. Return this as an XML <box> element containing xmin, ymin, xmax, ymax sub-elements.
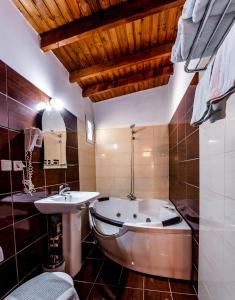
<box><xmin>13</xmin><ymin>0</ymin><xmax>184</xmax><ymax>102</ymax></box>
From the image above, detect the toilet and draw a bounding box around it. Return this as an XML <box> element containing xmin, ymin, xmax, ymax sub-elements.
<box><xmin>4</xmin><ymin>272</ymin><xmax>79</xmax><ymax>300</ymax></box>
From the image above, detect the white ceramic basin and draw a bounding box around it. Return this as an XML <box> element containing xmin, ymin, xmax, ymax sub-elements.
<box><xmin>34</xmin><ymin>191</ymin><xmax>100</xmax><ymax>214</ymax></box>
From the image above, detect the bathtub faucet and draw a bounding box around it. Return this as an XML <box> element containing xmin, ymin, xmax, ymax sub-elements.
<box><xmin>127</xmin><ymin>192</ymin><xmax>136</xmax><ymax>200</ymax></box>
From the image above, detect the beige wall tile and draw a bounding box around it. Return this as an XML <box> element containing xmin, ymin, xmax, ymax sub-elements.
<box><xmin>95</xmin><ymin>125</ymin><xmax>169</xmax><ymax>199</ymax></box>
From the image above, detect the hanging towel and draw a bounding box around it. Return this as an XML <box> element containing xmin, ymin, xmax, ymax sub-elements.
<box><xmin>192</xmin><ymin>0</ymin><xmax>235</xmax><ymax>23</ymax></box>
<box><xmin>182</xmin><ymin>0</ymin><xmax>196</xmax><ymax>20</ymax></box>
<box><xmin>190</xmin><ymin>61</ymin><xmax>213</xmax><ymax>126</ymax></box>
<box><xmin>191</xmin><ymin>23</ymin><xmax>235</xmax><ymax>125</ymax></box>
<box><xmin>207</xmin><ymin>23</ymin><xmax>235</xmax><ymax>121</ymax></box>
<box><xmin>171</xmin><ymin>14</ymin><xmax>235</xmax><ymax>63</ymax></box>
<box><xmin>182</xmin><ymin>0</ymin><xmax>235</xmax><ymax>23</ymax></box>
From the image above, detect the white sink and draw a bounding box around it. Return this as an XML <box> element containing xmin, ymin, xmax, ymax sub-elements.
<box><xmin>34</xmin><ymin>191</ymin><xmax>100</xmax><ymax>214</ymax></box>
<box><xmin>34</xmin><ymin>190</ymin><xmax>100</xmax><ymax>277</ymax></box>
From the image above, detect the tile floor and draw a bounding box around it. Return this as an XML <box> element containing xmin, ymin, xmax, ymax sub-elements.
<box><xmin>73</xmin><ymin>233</ymin><xmax>198</xmax><ymax>300</ymax></box>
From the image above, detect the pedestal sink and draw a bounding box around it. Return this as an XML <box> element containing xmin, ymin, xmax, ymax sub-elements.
<box><xmin>34</xmin><ymin>191</ymin><xmax>100</xmax><ymax>276</ymax></box>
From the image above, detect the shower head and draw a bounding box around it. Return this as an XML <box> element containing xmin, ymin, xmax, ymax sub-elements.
<box><xmin>130</xmin><ymin>124</ymin><xmax>135</xmax><ymax>129</ymax></box>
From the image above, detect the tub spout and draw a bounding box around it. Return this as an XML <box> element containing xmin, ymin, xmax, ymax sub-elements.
<box><xmin>127</xmin><ymin>192</ymin><xmax>136</xmax><ymax>200</ymax></box>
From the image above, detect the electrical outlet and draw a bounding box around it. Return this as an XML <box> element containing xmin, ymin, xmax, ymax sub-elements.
<box><xmin>1</xmin><ymin>160</ymin><xmax>12</xmax><ymax>171</ymax></box>
<box><xmin>0</xmin><ymin>247</ymin><xmax>4</xmax><ymax>262</ymax></box>
<box><xmin>13</xmin><ymin>161</ymin><xmax>25</xmax><ymax>171</ymax></box>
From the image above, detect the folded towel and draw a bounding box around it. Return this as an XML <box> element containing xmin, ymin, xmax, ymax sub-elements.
<box><xmin>182</xmin><ymin>0</ymin><xmax>235</xmax><ymax>23</ymax></box>
<box><xmin>171</xmin><ymin>14</ymin><xmax>235</xmax><ymax>63</ymax></box>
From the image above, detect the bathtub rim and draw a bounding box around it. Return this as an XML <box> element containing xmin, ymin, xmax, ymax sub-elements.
<box><xmin>89</xmin><ymin>198</ymin><xmax>191</xmax><ymax>239</ymax></box>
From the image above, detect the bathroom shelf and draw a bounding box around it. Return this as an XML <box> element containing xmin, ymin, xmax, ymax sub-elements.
<box><xmin>184</xmin><ymin>0</ymin><xmax>235</xmax><ymax>73</ymax></box>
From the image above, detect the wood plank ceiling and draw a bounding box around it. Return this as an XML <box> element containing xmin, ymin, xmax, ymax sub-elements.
<box><xmin>12</xmin><ymin>0</ymin><xmax>184</xmax><ymax>102</ymax></box>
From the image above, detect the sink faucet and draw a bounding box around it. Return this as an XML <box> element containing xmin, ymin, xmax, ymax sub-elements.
<box><xmin>59</xmin><ymin>184</ymin><xmax>70</xmax><ymax>196</ymax></box>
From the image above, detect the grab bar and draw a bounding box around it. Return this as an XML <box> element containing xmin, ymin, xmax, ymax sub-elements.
<box><xmin>89</xmin><ymin>207</ymin><xmax>124</xmax><ymax>227</ymax></box>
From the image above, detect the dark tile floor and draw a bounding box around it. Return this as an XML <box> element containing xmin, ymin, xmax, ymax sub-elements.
<box><xmin>73</xmin><ymin>232</ymin><xmax>198</xmax><ymax>300</ymax></box>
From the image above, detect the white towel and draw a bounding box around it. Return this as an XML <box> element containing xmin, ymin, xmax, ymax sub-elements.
<box><xmin>207</xmin><ymin>23</ymin><xmax>235</xmax><ymax>118</ymax></box>
<box><xmin>191</xmin><ymin>24</ymin><xmax>235</xmax><ymax>125</ymax></box>
<box><xmin>182</xmin><ymin>0</ymin><xmax>235</xmax><ymax>23</ymax></box>
<box><xmin>182</xmin><ymin>0</ymin><xmax>196</xmax><ymax>19</ymax></box>
<box><xmin>171</xmin><ymin>14</ymin><xmax>235</xmax><ymax>63</ymax></box>
<box><xmin>190</xmin><ymin>61</ymin><xmax>213</xmax><ymax>125</ymax></box>
<box><xmin>193</xmin><ymin>0</ymin><xmax>235</xmax><ymax>23</ymax></box>
<box><xmin>209</xmin><ymin>23</ymin><xmax>235</xmax><ymax>101</ymax></box>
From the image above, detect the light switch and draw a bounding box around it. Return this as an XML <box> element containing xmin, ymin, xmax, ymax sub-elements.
<box><xmin>0</xmin><ymin>247</ymin><xmax>4</xmax><ymax>262</ymax></box>
<box><xmin>13</xmin><ymin>161</ymin><xmax>25</xmax><ymax>171</ymax></box>
<box><xmin>1</xmin><ymin>160</ymin><xmax>12</xmax><ymax>171</ymax></box>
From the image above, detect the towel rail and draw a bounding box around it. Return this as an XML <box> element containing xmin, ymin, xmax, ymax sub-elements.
<box><xmin>184</xmin><ymin>0</ymin><xmax>235</xmax><ymax>73</ymax></box>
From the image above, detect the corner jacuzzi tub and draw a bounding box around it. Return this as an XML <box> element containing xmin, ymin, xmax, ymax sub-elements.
<box><xmin>89</xmin><ymin>197</ymin><xmax>192</xmax><ymax>280</ymax></box>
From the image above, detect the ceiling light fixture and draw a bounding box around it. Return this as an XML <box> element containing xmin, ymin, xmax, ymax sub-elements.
<box><xmin>36</xmin><ymin>98</ymin><xmax>64</xmax><ymax>111</ymax></box>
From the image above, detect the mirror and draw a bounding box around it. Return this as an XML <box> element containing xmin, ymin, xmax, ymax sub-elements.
<box><xmin>42</xmin><ymin>108</ymin><xmax>67</xmax><ymax>169</ymax></box>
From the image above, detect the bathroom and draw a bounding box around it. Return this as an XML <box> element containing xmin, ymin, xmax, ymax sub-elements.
<box><xmin>0</xmin><ymin>0</ymin><xmax>234</xmax><ymax>299</ymax></box>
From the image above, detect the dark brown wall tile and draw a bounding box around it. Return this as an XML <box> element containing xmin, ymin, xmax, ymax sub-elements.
<box><xmin>67</xmin><ymin>129</ymin><xmax>78</xmax><ymax>148</ymax></box>
<box><xmin>17</xmin><ymin>237</ymin><xmax>48</xmax><ymax>281</ymax></box>
<box><xmin>45</xmin><ymin>169</ymin><xmax>66</xmax><ymax>186</ymax></box>
<box><xmin>66</xmin><ymin>147</ymin><xmax>79</xmax><ymax>164</ymax></box>
<box><xmin>178</xmin><ymin>140</ymin><xmax>186</xmax><ymax>162</ymax></box>
<box><xmin>0</xmin><ymin>194</ymin><xmax>13</xmax><ymax>230</ymax></box>
<box><xmin>9</xmin><ymin>130</ymin><xmax>24</xmax><ymax>161</ymax></box>
<box><xmin>0</xmin><ymin>257</ymin><xmax>17</xmax><ymax>299</ymax></box>
<box><xmin>185</xmin><ymin>86</ymin><xmax>197</xmax><ymax>114</ymax></box>
<box><xmin>187</xmin><ymin>185</ymin><xmax>199</xmax><ymax>215</ymax></box>
<box><xmin>66</xmin><ymin>165</ymin><xmax>79</xmax><ymax>182</ymax></box>
<box><xmin>10</xmin><ymin>163</ymin><xmax>45</xmax><ymax>193</ymax></box>
<box><xmin>0</xmin><ymin>225</ymin><xmax>15</xmax><ymax>260</ymax></box>
<box><xmin>186</xmin><ymin>159</ymin><xmax>199</xmax><ymax>187</ymax></box>
<box><xmin>8</xmin><ymin>98</ymin><xmax>40</xmax><ymax>131</ymax></box>
<box><xmin>13</xmin><ymin>189</ymin><xmax>46</xmax><ymax>222</ymax></box>
<box><xmin>62</xmin><ymin>110</ymin><xmax>77</xmax><ymax>131</ymax></box>
<box><xmin>45</xmin><ymin>184</ymin><xmax>61</xmax><ymax>196</ymax></box>
<box><xmin>0</xmin><ymin>171</ymin><xmax>11</xmax><ymax>194</ymax></box>
<box><xmin>169</xmin><ymin>127</ymin><xmax>177</xmax><ymax>149</ymax></box>
<box><xmin>0</xmin><ymin>61</ymin><xmax>6</xmax><ymax>95</ymax></box>
<box><xmin>15</xmin><ymin>214</ymin><xmax>47</xmax><ymax>252</ymax></box>
<box><xmin>185</xmin><ymin>107</ymin><xmax>198</xmax><ymax>138</ymax></box>
<box><xmin>0</xmin><ymin>60</ymin><xmax>79</xmax><ymax>296</ymax></box>
<box><xmin>169</xmin><ymin>81</ymin><xmax>199</xmax><ymax>284</ymax></box>
<box><xmin>0</xmin><ymin>127</ymin><xmax>9</xmax><ymax>159</ymax></box>
<box><xmin>186</xmin><ymin>130</ymin><xmax>199</xmax><ymax>160</ymax></box>
<box><xmin>7</xmin><ymin>67</ymin><xmax>41</xmax><ymax>109</ymax></box>
<box><xmin>0</xmin><ymin>94</ymin><xmax>8</xmax><ymax>128</ymax></box>
<box><xmin>68</xmin><ymin>181</ymin><xmax>80</xmax><ymax>191</ymax></box>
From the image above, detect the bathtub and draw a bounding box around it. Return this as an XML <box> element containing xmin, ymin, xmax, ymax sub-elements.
<box><xmin>89</xmin><ymin>197</ymin><xmax>192</xmax><ymax>280</ymax></box>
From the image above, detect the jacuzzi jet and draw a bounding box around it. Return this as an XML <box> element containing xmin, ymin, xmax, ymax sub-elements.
<box><xmin>146</xmin><ymin>218</ymin><xmax>151</xmax><ymax>222</ymax></box>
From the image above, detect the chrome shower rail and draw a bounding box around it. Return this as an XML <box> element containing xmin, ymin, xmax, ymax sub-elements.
<box><xmin>185</xmin><ymin>0</ymin><xmax>235</xmax><ymax>73</ymax></box>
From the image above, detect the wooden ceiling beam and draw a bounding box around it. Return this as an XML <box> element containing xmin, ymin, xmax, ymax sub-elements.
<box><xmin>82</xmin><ymin>65</ymin><xmax>173</xmax><ymax>97</ymax></box>
<box><xmin>40</xmin><ymin>0</ymin><xmax>184</xmax><ymax>52</ymax></box>
<box><xmin>70</xmin><ymin>43</ymin><xmax>172</xmax><ymax>83</ymax></box>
